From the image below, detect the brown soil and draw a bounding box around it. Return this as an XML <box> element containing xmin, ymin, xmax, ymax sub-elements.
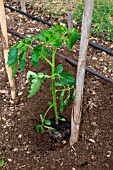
<box><xmin>0</xmin><ymin>2</ymin><xmax>113</xmax><ymax>170</ymax></box>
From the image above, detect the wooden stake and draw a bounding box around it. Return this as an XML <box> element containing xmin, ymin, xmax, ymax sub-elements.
<box><xmin>0</xmin><ymin>0</ymin><xmax>16</xmax><ymax>99</ymax></box>
<box><xmin>67</xmin><ymin>0</ymin><xmax>73</xmax><ymax>30</ymax></box>
<box><xmin>70</xmin><ymin>0</ymin><xmax>95</xmax><ymax>145</ymax></box>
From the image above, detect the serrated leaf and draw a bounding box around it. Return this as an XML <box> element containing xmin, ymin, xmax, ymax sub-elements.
<box><xmin>21</xmin><ymin>37</ymin><xmax>32</xmax><ymax>44</ymax></box>
<box><xmin>60</xmin><ymin>89</ymin><xmax>65</xmax><ymax>106</ymax></box>
<box><xmin>57</xmin><ymin>72</ymin><xmax>76</xmax><ymax>86</ymax></box>
<box><xmin>37</xmin><ymin>34</ymin><xmax>46</xmax><ymax>42</ymax></box>
<box><xmin>50</xmin><ymin>39</ymin><xmax>62</xmax><ymax>47</ymax></box>
<box><xmin>55</xmin><ymin>64</ymin><xmax>63</xmax><ymax>74</ymax></box>
<box><xmin>27</xmin><ymin>71</ymin><xmax>37</xmax><ymax>82</ymax></box>
<box><xmin>67</xmin><ymin>29</ymin><xmax>80</xmax><ymax>50</ymax></box>
<box><xmin>40</xmin><ymin>46</ymin><xmax>51</xmax><ymax>58</ymax></box>
<box><xmin>45</xmin><ymin>120</ymin><xmax>51</xmax><ymax>125</ymax></box>
<box><xmin>60</xmin><ymin>94</ymin><xmax>70</xmax><ymax>113</ymax></box>
<box><xmin>28</xmin><ymin>77</ymin><xmax>43</xmax><ymax>98</ymax></box>
<box><xmin>31</xmin><ymin>51</ymin><xmax>40</xmax><ymax>68</ymax></box>
<box><xmin>50</xmin><ymin>24</ymin><xmax>68</xmax><ymax>34</ymax></box>
<box><xmin>7</xmin><ymin>48</ymin><xmax>18</xmax><ymax>66</ymax></box>
<box><xmin>42</xmin><ymin>30</ymin><xmax>51</xmax><ymax>38</ymax></box>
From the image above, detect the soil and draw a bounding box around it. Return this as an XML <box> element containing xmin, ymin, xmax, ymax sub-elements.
<box><xmin>0</xmin><ymin>1</ymin><xmax>113</xmax><ymax>170</ymax></box>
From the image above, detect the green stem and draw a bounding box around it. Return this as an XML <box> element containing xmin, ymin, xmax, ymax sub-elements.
<box><xmin>51</xmin><ymin>48</ymin><xmax>58</xmax><ymax>124</ymax></box>
<box><xmin>42</xmin><ymin>55</ymin><xmax>52</xmax><ymax>66</ymax></box>
<box><xmin>44</xmin><ymin>105</ymin><xmax>52</xmax><ymax>119</ymax></box>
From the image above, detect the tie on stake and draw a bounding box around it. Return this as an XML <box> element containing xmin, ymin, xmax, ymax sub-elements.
<box><xmin>7</xmin><ymin>28</ymin><xmax>113</xmax><ymax>85</ymax></box>
<box><xmin>4</xmin><ymin>3</ymin><xmax>113</xmax><ymax>56</ymax></box>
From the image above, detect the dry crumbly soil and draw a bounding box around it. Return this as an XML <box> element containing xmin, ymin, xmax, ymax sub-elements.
<box><xmin>0</xmin><ymin>1</ymin><xmax>113</xmax><ymax>170</ymax></box>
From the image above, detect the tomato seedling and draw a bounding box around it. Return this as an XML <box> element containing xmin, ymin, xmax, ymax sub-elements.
<box><xmin>7</xmin><ymin>25</ymin><xmax>80</xmax><ymax>133</ymax></box>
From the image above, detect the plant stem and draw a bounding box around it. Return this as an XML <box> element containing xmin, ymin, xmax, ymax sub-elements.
<box><xmin>51</xmin><ymin>48</ymin><xmax>59</xmax><ymax>124</ymax></box>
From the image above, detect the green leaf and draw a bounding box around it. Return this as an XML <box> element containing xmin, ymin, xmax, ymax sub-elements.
<box><xmin>0</xmin><ymin>159</ymin><xmax>4</xmax><ymax>167</ymax></box>
<box><xmin>60</xmin><ymin>89</ymin><xmax>65</xmax><ymax>106</ymax></box>
<box><xmin>36</xmin><ymin>124</ymin><xmax>42</xmax><ymax>131</ymax></box>
<box><xmin>48</xmin><ymin>101</ymin><xmax>53</xmax><ymax>106</ymax></box>
<box><xmin>31</xmin><ymin>50</ymin><xmax>40</xmax><ymax>68</ymax></box>
<box><xmin>67</xmin><ymin>29</ymin><xmax>80</xmax><ymax>50</ymax></box>
<box><xmin>50</xmin><ymin>39</ymin><xmax>62</xmax><ymax>47</ymax></box>
<box><xmin>17</xmin><ymin>43</ymin><xmax>29</xmax><ymax>52</ymax></box>
<box><xmin>21</xmin><ymin>37</ymin><xmax>32</xmax><ymax>44</ymax></box>
<box><xmin>19</xmin><ymin>51</ymin><xmax>26</xmax><ymax>72</ymax></box>
<box><xmin>56</xmin><ymin>72</ymin><xmax>76</xmax><ymax>86</ymax></box>
<box><xmin>40</xmin><ymin>46</ymin><xmax>51</xmax><ymax>58</ymax></box>
<box><xmin>58</xmin><ymin>117</ymin><xmax>66</xmax><ymax>121</ymax></box>
<box><xmin>50</xmin><ymin>24</ymin><xmax>68</xmax><ymax>34</ymax></box>
<box><xmin>28</xmin><ymin>76</ymin><xmax>43</xmax><ymax>98</ymax></box>
<box><xmin>60</xmin><ymin>95</ymin><xmax>70</xmax><ymax>113</ymax></box>
<box><xmin>42</xmin><ymin>30</ymin><xmax>51</xmax><ymax>38</ymax></box>
<box><xmin>45</xmin><ymin>120</ymin><xmax>51</xmax><ymax>125</ymax></box>
<box><xmin>27</xmin><ymin>71</ymin><xmax>37</xmax><ymax>82</ymax></box>
<box><xmin>7</xmin><ymin>48</ymin><xmax>18</xmax><ymax>66</ymax></box>
<box><xmin>55</xmin><ymin>64</ymin><xmax>63</xmax><ymax>74</ymax></box>
<box><xmin>36</xmin><ymin>124</ymin><xmax>45</xmax><ymax>133</ymax></box>
<box><xmin>37</xmin><ymin>34</ymin><xmax>46</xmax><ymax>42</ymax></box>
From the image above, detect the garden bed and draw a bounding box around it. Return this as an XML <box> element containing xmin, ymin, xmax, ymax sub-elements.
<box><xmin>0</xmin><ymin>2</ymin><xmax>113</xmax><ymax>169</ymax></box>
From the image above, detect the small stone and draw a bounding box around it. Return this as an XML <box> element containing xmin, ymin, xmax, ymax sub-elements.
<box><xmin>102</xmin><ymin>52</ymin><xmax>106</xmax><ymax>55</ymax></box>
<box><xmin>0</xmin><ymin>90</ymin><xmax>7</xmax><ymax>94</ymax></box>
<box><xmin>99</xmin><ymin>58</ymin><xmax>103</xmax><ymax>61</ymax></box>
<box><xmin>110</xmin><ymin>44</ymin><xmax>113</xmax><ymax>48</ymax></box>
<box><xmin>18</xmin><ymin>92</ymin><xmax>23</xmax><ymax>96</ymax></box>
<box><xmin>91</xmin><ymin>155</ymin><xmax>96</xmax><ymax>160</ymax></box>
<box><xmin>91</xmin><ymin>122</ymin><xmax>97</xmax><ymax>127</ymax></box>
<box><xmin>104</xmin><ymin>67</ymin><xmax>107</xmax><ymax>71</ymax></box>
<box><xmin>50</xmin><ymin>164</ymin><xmax>56</xmax><ymax>170</ymax></box>
<box><xmin>62</xmin><ymin>140</ymin><xmax>67</xmax><ymax>145</ymax></box>
<box><xmin>8</xmin><ymin>158</ymin><xmax>12</xmax><ymax>162</ymax></box>
<box><xmin>18</xmin><ymin>134</ymin><xmax>22</xmax><ymax>138</ymax></box>
<box><xmin>92</xmin><ymin>57</ymin><xmax>97</xmax><ymax>61</ymax></box>
<box><xmin>89</xmin><ymin>139</ymin><xmax>95</xmax><ymax>143</ymax></box>
<box><xmin>14</xmin><ymin>148</ymin><xmax>18</xmax><ymax>152</ymax></box>
<box><xmin>9</xmin><ymin>99</ymin><xmax>14</xmax><ymax>104</ymax></box>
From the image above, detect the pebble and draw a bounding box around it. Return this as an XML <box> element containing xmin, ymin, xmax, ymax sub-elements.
<box><xmin>8</xmin><ymin>158</ymin><xmax>12</xmax><ymax>162</ymax></box>
<box><xmin>50</xmin><ymin>164</ymin><xmax>56</xmax><ymax>170</ymax></box>
<box><xmin>62</xmin><ymin>140</ymin><xmax>67</xmax><ymax>145</ymax></box>
<box><xmin>102</xmin><ymin>52</ymin><xmax>106</xmax><ymax>55</ymax></box>
<box><xmin>18</xmin><ymin>92</ymin><xmax>23</xmax><ymax>96</ymax></box>
<box><xmin>91</xmin><ymin>122</ymin><xmax>97</xmax><ymax>127</ymax></box>
<box><xmin>89</xmin><ymin>139</ymin><xmax>95</xmax><ymax>143</ymax></box>
<box><xmin>72</xmin><ymin>168</ymin><xmax>76</xmax><ymax>170</ymax></box>
<box><xmin>91</xmin><ymin>155</ymin><xmax>96</xmax><ymax>160</ymax></box>
<box><xmin>18</xmin><ymin>134</ymin><xmax>22</xmax><ymax>138</ymax></box>
<box><xmin>14</xmin><ymin>148</ymin><xmax>18</xmax><ymax>152</ymax></box>
<box><xmin>92</xmin><ymin>57</ymin><xmax>97</xmax><ymax>60</ymax></box>
<box><xmin>99</xmin><ymin>58</ymin><xmax>103</xmax><ymax>61</ymax></box>
<box><xmin>104</xmin><ymin>67</ymin><xmax>107</xmax><ymax>70</ymax></box>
